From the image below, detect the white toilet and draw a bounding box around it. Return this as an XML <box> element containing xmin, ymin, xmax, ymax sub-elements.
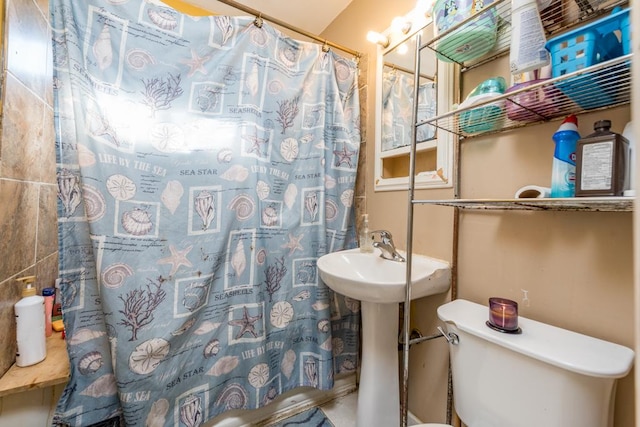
<box><xmin>416</xmin><ymin>299</ymin><xmax>634</xmax><ymax>427</ymax></box>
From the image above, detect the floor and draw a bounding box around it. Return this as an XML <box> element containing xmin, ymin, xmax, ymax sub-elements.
<box><xmin>316</xmin><ymin>391</ymin><xmax>423</xmax><ymax>426</ymax></box>
<box><xmin>318</xmin><ymin>390</ymin><xmax>359</xmax><ymax>426</ymax></box>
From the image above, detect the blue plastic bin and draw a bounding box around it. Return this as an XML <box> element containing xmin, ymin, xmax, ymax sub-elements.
<box><xmin>545</xmin><ymin>7</ymin><xmax>630</xmax><ymax>109</ymax></box>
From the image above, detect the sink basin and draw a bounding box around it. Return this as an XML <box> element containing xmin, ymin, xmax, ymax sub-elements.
<box><xmin>317</xmin><ymin>248</ymin><xmax>451</xmax><ymax>303</ymax></box>
<box><xmin>317</xmin><ymin>247</ymin><xmax>451</xmax><ymax>427</ymax></box>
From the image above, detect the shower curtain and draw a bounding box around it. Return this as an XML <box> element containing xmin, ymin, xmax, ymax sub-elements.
<box><xmin>381</xmin><ymin>69</ymin><xmax>436</xmax><ymax>151</ymax></box>
<box><xmin>51</xmin><ymin>1</ymin><xmax>360</xmax><ymax>425</ymax></box>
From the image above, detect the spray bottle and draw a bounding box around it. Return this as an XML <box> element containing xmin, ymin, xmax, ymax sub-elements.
<box><xmin>15</xmin><ymin>276</ymin><xmax>46</xmax><ymax>367</ymax></box>
<box><xmin>551</xmin><ymin>115</ymin><xmax>580</xmax><ymax>198</ymax></box>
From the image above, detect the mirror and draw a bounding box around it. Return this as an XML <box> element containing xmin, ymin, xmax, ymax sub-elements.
<box><xmin>374</xmin><ymin>10</ymin><xmax>456</xmax><ymax>191</ymax></box>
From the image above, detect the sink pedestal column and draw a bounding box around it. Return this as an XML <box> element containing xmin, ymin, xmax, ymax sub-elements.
<box><xmin>357</xmin><ymin>301</ymin><xmax>400</xmax><ymax>427</ymax></box>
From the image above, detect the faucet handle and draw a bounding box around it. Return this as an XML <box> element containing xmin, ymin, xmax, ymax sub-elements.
<box><xmin>370</xmin><ymin>229</ymin><xmax>392</xmax><ymax>242</ymax></box>
<box><xmin>369</xmin><ymin>230</ymin><xmax>405</xmax><ymax>262</ymax></box>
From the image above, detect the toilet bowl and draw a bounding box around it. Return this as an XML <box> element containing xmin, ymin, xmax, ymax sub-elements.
<box><xmin>411</xmin><ymin>299</ymin><xmax>634</xmax><ymax>427</ymax></box>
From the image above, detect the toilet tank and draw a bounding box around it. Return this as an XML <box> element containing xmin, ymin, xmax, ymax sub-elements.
<box><xmin>437</xmin><ymin>299</ymin><xmax>634</xmax><ymax>427</ymax></box>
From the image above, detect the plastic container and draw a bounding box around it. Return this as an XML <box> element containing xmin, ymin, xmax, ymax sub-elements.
<box><xmin>550</xmin><ymin>115</ymin><xmax>580</xmax><ymax>198</ymax></box>
<box><xmin>53</xmin><ymin>278</ymin><xmax>62</xmax><ymax>317</ymax></box>
<box><xmin>505</xmin><ymin>79</ymin><xmax>562</xmax><ymax>122</ymax></box>
<box><xmin>509</xmin><ymin>0</ymin><xmax>550</xmax><ymax>75</ymax></box>
<box><xmin>575</xmin><ymin>120</ymin><xmax>629</xmax><ymax>197</ymax></box>
<box><xmin>43</xmin><ymin>287</ymin><xmax>55</xmax><ymax>338</ymax></box>
<box><xmin>545</xmin><ymin>7</ymin><xmax>630</xmax><ymax>109</ymax></box>
<box><xmin>359</xmin><ymin>214</ymin><xmax>373</xmax><ymax>253</ymax></box>
<box><xmin>622</xmin><ymin>121</ymin><xmax>635</xmax><ymax>196</ymax></box>
<box><xmin>459</xmin><ymin>77</ymin><xmax>506</xmax><ymax>134</ymax></box>
<box><xmin>432</xmin><ymin>0</ymin><xmax>498</xmax><ymax>63</ymax></box>
<box><xmin>15</xmin><ymin>276</ymin><xmax>46</xmax><ymax>367</ymax></box>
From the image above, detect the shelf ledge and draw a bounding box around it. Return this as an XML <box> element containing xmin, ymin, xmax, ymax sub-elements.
<box><xmin>412</xmin><ymin>197</ymin><xmax>634</xmax><ymax>212</ymax></box>
<box><xmin>0</xmin><ymin>333</ymin><xmax>70</xmax><ymax>397</ymax></box>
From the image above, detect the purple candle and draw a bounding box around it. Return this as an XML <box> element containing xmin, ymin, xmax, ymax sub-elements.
<box><xmin>489</xmin><ymin>297</ymin><xmax>518</xmax><ymax>331</ymax></box>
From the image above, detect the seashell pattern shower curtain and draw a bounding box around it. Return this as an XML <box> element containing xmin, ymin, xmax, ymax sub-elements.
<box><xmin>381</xmin><ymin>70</ymin><xmax>436</xmax><ymax>151</ymax></box>
<box><xmin>51</xmin><ymin>1</ymin><xmax>361</xmax><ymax>425</ymax></box>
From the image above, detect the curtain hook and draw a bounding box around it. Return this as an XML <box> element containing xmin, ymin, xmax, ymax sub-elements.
<box><xmin>254</xmin><ymin>13</ymin><xmax>263</xmax><ymax>28</ymax></box>
<box><xmin>322</xmin><ymin>40</ymin><xmax>329</xmax><ymax>53</ymax></box>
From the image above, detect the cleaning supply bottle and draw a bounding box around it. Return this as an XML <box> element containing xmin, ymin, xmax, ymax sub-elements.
<box><xmin>510</xmin><ymin>0</ymin><xmax>550</xmax><ymax>75</ymax></box>
<box><xmin>551</xmin><ymin>115</ymin><xmax>580</xmax><ymax>198</ymax></box>
<box><xmin>575</xmin><ymin>120</ymin><xmax>629</xmax><ymax>197</ymax></box>
<box><xmin>42</xmin><ymin>287</ymin><xmax>55</xmax><ymax>338</ymax></box>
<box><xmin>15</xmin><ymin>276</ymin><xmax>46</xmax><ymax>367</ymax></box>
<box><xmin>359</xmin><ymin>214</ymin><xmax>373</xmax><ymax>253</ymax></box>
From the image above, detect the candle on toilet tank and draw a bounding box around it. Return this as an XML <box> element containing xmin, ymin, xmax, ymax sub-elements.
<box><xmin>489</xmin><ymin>297</ymin><xmax>518</xmax><ymax>331</ymax></box>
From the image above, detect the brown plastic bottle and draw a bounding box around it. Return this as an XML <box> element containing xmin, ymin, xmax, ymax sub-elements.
<box><xmin>575</xmin><ymin>120</ymin><xmax>628</xmax><ymax>197</ymax></box>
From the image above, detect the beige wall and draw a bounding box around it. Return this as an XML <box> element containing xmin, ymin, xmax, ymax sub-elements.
<box><xmin>323</xmin><ymin>1</ymin><xmax>635</xmax><ymax>426</ymax></box>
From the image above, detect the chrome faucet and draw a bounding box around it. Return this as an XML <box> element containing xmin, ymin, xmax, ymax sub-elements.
<box><xmin>370</xmin><ymin>230</ymin><xmax>405</xmax><ymax>262</ymax></box>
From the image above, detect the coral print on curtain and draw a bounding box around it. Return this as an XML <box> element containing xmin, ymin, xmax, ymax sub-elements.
<box><xmin>381</xmin><ymin>70</ymin><xmax>435</xmax><ymax>151</ymax></box>
<box><xmin>50</xmin><ymin>0</ymin><xmax>361</xmax><ymax>425</ymax></box>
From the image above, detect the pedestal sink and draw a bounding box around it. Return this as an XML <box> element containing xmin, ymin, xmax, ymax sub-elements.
<box><xmin>317</xmin><ymin>248</ymin><xmax>451</xmax><ymax>427</ymax></box>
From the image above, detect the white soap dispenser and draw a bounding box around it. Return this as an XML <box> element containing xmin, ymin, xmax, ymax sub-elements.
<box><xmin>15</xmin><ymin>275</ymin><xmax>46</xmax><ymax>367</ymax></box>
<box><xmin>359</xmin><ymin>214</ymin><xmax>373</xmax><ymax>253</ymax></box>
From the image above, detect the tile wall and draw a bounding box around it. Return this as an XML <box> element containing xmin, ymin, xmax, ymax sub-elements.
<box><xmin>355</xmin><ymin>54</ymin><xmax>368</xmax><ymax>232</ymax></box>
<box><xmin>0</xmin><ymin>0</ymin><xmax>56</xmax><ymax>376</ymax></box>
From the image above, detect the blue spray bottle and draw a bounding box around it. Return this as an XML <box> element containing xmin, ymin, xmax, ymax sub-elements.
<box><xmin>551</xmin><ymin>115</ymin><xmax>580</xmax><ymax>198</ymax></box>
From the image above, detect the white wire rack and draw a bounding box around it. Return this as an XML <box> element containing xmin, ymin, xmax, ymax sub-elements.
<box><xmin>413</xmin><ymin>0</ymin><xmax>632</xmax><ymax>212</ymax></box>
<box><xmin>417</xmin><ymin>54</ymin><xmax>631</xmax><ymax>139</ymax></box>
<box><xmin>427</xmin><ymin>0</ymin><xmax>628</xmax><ymax>71</ymax></box>
<box><xmin>421</xmin><ymin>0</ymin><xmax>631</xmax><ymax>139</ymax></box>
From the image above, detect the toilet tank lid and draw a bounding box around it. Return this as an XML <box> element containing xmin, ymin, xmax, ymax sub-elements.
<box><xmin>437</xmin><ymin>299</ymin><xmax>634</xmax><ymax>378</ymax></box>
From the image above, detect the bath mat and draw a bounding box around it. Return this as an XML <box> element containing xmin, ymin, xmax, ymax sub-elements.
<box><xmin>271</xmin><ymin>407</ymin><xmax>335</xmax><ymax>427</ymax></box>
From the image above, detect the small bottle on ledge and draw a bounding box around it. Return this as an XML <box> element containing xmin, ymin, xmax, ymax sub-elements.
<box><xmin>359</xmin><ymin>214</ymin><xmax>373</xmax><ymax>253</ymax></box>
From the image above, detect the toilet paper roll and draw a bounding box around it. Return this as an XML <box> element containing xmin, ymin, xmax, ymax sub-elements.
<box><xmin>514</xmin><ymin>185</ymin><xmax>551</xmax><ymax>199</ymax></box>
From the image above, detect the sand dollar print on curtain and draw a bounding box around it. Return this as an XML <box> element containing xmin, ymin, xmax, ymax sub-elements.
<box><xmin>51</xmin><ymin>1</ymin><xmax>361</xmax><ymax>425</ymax></box>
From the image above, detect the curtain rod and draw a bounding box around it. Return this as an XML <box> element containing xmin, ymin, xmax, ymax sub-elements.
<box><xmin>383</xmin><ymin>62</ymin><xmax>433</xmax><ymax>81</ymax></box>
<box><xmin>212</xmin><ymin>0</ymin><xmax>362</xmax><ymax>59</ymax></box>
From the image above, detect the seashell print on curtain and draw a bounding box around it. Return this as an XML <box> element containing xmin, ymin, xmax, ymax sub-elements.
<box><xmin>50</xmin><ymin>0</ymin><xmax>361</xmax><ymax>425</ymax></box>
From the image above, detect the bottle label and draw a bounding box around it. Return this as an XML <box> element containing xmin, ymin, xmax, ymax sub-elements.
<box><xmin>554</xmin><ymin>141</ymin><xmax>576</xmax><ymax>165</ymax></box>
<box><xmin>551</xmin><ymin>159</ymin><xmax>575</xmax><ymax>197</ymax></box>
<box><xmin>580</xmin><ymin>141</ymin><xmax>614</xmax><ymax>190</ymax></box>
<box><xmin>510</xmin><ymin>5</ymin><xmax>550</xmax><ymax>73</ymax></box>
